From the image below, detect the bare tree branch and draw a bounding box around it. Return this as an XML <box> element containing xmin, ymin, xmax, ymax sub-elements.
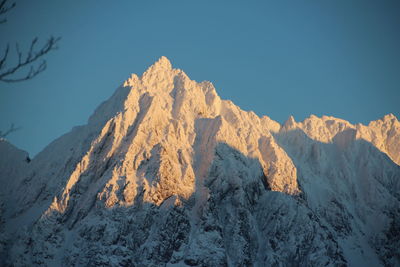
<box><xmin>0</xmin><ymin>123</ymin><xmax>20</xmax><ymax>138</ymax></box>
<box><xmin>0</xmin><ymin>0</ymin><xmax>60</xmax><ymax>83</ymax></box>
<box><xmin>0</xmin><ymin>1</ymin><xmax>61</xmax><ymax>138</ymax></box>
<box><xmin>0</xmin><ymin>0</ymin><xmax>15</xmax><ymax>24</ymax></box>
<box><xmin>0</xmin><ymin>44</ymin><xmax>9</xmax><ymax>69</ymax></box>
<box><xmin>0</xmin><ymin>36</ymin><xmax>61</xmax><ymax>82</ymax></box>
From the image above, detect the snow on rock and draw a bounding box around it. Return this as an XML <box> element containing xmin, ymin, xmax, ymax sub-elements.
<box><xmin>0</xmin><ymin>139</ymin><xmax>29</xmax><ymax>199</ymax></box>
<box><xmin>0</xmin><ymin>140</ymin><xmax>30</xmax><ymax>260</ymax></box>
<box><xmin>294</xmin><ymin>113</ymin><xmax>400</xmax><ymax>166</ymax></box>
<box><xmin>1</xmin><ymin>57</ymin><xmax>399</xmax><ymax>266</ymax></box>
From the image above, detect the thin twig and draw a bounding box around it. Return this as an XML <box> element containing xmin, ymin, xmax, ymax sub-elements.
<box><xmin>0</xmin><ymin>0</ymin><xmax>16</xmax><ymax>24</ymax></box>
<box><xmin>0</xmin><ymin>123</ymin><xmax>20</xmax><ymax>138</ymax></box>
<box><xmin>0</xmin><ymin>36</ymin><xmax>61</xmax><ymax>82</ymax></box>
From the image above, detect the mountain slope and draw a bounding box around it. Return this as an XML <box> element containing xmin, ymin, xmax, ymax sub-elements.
<box><xmin>1</xmin><ymin>57</ymin><xmax>399</xmax><ymax>266</ymax></box>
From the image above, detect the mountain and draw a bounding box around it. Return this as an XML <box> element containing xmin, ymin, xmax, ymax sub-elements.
<box><xmin>1</xmin><ymin>57</ymin><xmax>399</xmax><ymax>266</ymax></box>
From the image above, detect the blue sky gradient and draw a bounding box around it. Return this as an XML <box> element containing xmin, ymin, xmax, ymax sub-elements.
<box><xmin>1</xmin><ymin>0</ymin><xmax>399</xmax><ymax>156</ymax></box>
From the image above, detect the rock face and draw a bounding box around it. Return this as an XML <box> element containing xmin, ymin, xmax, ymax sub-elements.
<box><xmin>1</xmin><ymin>57</ymin><xmax>399</xmax><ymax>266</ymax></box>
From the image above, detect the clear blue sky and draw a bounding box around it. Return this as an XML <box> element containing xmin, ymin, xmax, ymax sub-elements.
<box><xmin>1</xmin><ymin>0</ymin><xmax>399</xmax><ymax>156</ymax></box>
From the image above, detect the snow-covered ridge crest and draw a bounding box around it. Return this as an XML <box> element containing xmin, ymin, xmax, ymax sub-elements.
<box><xmin>282</xmin><ymin>112</ymin><xmax>400</xmax><ymax>165</ymax></box>
<box><xmin>1</xmin><ymin>56</ymin><xmax>399</xmax><ymax>266</ymax></box>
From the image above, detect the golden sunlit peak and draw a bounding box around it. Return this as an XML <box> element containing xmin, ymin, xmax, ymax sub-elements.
<box><xmin>153</xmin><ymin>56</ymin><xmax>172</xmax><ymax>70</ymax></box>
<box><xmin>382</xmin><ymin>113</ymin><xmax>397</xmax><ymax>121</ymax></box>
<box><xmin>283</xmin><ymin>115</ymin><xmax>296</xmax><ymax>130</ymax></box>
<box><xmin>140</xmin><ymin>56</ymin><xmax>174</xmax><ymax>81</ymax></box>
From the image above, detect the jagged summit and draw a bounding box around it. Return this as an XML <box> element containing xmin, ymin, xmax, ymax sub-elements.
<box><xmin>381</xmin><ymin>113</ymin><xmax>398</xmax><ymax>122</ymax></box>
<box><xmin>155</xmin><ymin>56</ymin><xmax>173</xmax><ymax>69</ymax></box>
<box><xmin>282</xmin><ymin>115</ymin><xmax>296</xmax><ymax>130</ymax></box>
<box><xmin>1</xmin><ymin>57</ymin><xmax>399</xmax><ymax>266</ymax></box>
<box><xmin>142</xmin><ymin>56</ymin><xmax>173</xmax><ymax>75</ymax></box>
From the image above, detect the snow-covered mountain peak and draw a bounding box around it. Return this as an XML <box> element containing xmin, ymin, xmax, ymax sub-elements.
<box><xmin>1</xmin><ymin>58</ymin><xmax>399</xmax><ymax>266</ymax></box>
<box><xmin>154</xmin><ymin>56</ymin><xmax>173</xmax><ymax>70</ymax></box>
<box><xmin>282</xmin><ymin>115</ymin><xmax>296</xmax><ymax>130</ymax></box>
<box><xmin>382</xmin><ymin>113</ymin><xmax>397</xmax><ymax>121</ymax></box>
<box><xmin>143</xmin><ymin>56</ymin><xmax>173</xmax><ymax>75</ymax></box>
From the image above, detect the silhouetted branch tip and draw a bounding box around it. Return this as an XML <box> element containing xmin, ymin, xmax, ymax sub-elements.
<box><xmin>0</xmin><ymin>123</ymin><xmax>20</xmax><ymax>138</ymax></box>
<box><xmin>0</xmin><ymin>1</ymin><xmax>60</xmax><ymax>83</ymax></box>
<box><xmin>0</xmin><ymin>0</ymin><xmax>16</xmax><ymax>24</ymax></box>
<box><xmin>0</xmin><ymin>36</ymin><xmax>60</xmax><ymax>82</ymax></box>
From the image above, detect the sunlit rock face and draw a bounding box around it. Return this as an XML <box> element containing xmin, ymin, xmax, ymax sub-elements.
<box><xmin>1</xmin><ymin>57</ymin><xmax>399</xmax><ymax>266</ymax></box>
